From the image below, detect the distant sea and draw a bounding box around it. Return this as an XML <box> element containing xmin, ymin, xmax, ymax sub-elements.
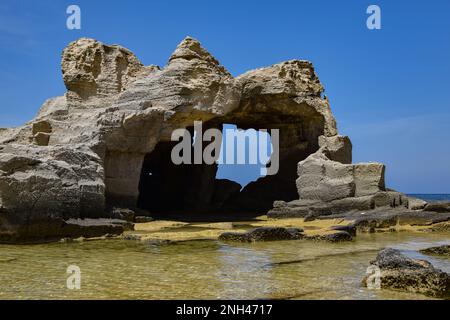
<box><xmin>408</xmin><ymin>194</ymin><xmax>450</xmax><ymax>202</ymax></box>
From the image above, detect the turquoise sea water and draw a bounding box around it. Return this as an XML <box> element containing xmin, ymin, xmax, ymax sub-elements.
<box><xmin>408</xmin><ymin>194</ymin><xmax>450</xmax><ymax>202</ymax></box>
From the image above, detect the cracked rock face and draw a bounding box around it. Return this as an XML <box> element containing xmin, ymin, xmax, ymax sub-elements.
<box><xmin>0</xmin><ymin>36</ymin><xmax>418</xmax><ymax>242</ymax></box>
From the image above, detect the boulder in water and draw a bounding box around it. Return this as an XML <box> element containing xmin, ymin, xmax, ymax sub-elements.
<box><xmin>363</xmin><ymin>248</ymin><xmax>450</xmax><ymax>298</ymax></box>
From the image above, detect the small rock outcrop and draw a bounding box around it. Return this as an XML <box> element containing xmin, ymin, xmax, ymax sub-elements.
<box><xmin>268</xmin><ymin>149</ymin><xmax>408</xmax><ymax>219</ymax></box>
<box><xmin>304</xmin><ymin>230</ymin><xmax>353</xmax><ymax>242</ymax></box>
<box><xmin>218</xmin><ymin>227</ymin><xmax>353</xmax><ymax>243</ymax></box>
<box><xmin>328</xmin><ymin>224</ymin><xmax>356</xmax><ymax>237</ymax></box>
<box><xmin>425</xmin><ymin>201</ymin><xmax>450</xmax><ymax>213</ymax></box>
<box><xmin>420</xmin><ymin>245</ymin><xmax>450</xmax><ymax>257</ymax></box>
<box><xmin>219</xmin><ymin>227</ymin><xmax>304</xmax><ymax>242</ymax></box>
<box><xmin>363</xmin><ymin>248</ymin><xmax>450</xmax><ymax>298</ymax></box>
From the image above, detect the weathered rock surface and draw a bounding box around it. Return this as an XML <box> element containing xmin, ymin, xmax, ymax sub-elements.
<box><xmin>328</xmin><ymin>224</ymin><xmax>357</xmax><ymax>236</ymax></box>
<box><xmin>420</xmin><ymin>245</ymin><xmax>450</xmax><ymax>257</ymax></box>
<box><xmin>0</xmin><ymin>144</ymin><xmax>105</xmax><ymax>221</ymax></box>
<box><xmin>308</xmin><ymin>230</ymin><xmax>353</xmax><ymax>242</ymax></box>
<box><xmin>426</xmin><ymin>222</ymin><xmax>450</xmax><ymax>233</ymax></box>
<box><xmin>218</xmin><ymin>227</ymin><xmax>353</xmax><ymax>243</ymax></box>
<box><xmin>0</xmin><ymin>218</ymin><xmax>127</xmax><ymax>244</ymax></box>
<box><xmin>0</xmin><ymin>36</ymin><xmax>441</xmax><ymax>242</ymax></box>
<box><xmin>363</xmin><ymin>248</ymin><xmax>450</xmax><ymax>298</ymax></box>
<box><xmin>268</xmin><ymin>147</ymin><xmax>406</xmax><ymax>220</ymax></box>
<box><xmin>0</xmin><ymin>36</ymin><xmax>343</xmax><ymax>242</ymax></box>
<box><xmin>111</xmin><ymin>207</ymin><xmax>136</xmax><ymax>222</ymax></box>
<box><xmin>425</xmin><ymin>201</ymin><xmax>450</xmax><ymax>213</ymax></box>
<box><xmin>407</xmin><ymin>197</ymin><xmax>428</xmax><ymax>210</ymax></box>
<box><xmin>219</xmin><ymin>227</ymin><xmax>304</xmax><ymax>242</ymax></box>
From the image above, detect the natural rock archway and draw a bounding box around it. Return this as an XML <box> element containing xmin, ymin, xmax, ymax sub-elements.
<box><xmin>0</xmin><ymin>36</ymin><xmax>425</xmax><ymax>242</ymax></box>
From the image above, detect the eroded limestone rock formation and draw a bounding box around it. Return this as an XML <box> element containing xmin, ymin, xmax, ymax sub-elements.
<box><xmin>0</xmin><ymin>36</ymin><xmax>442</xmax><ymax>242</ymax></box>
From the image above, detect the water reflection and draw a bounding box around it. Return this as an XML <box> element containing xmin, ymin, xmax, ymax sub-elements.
<box><xmin>0</xmin><ymin>232</ymin><xmax>449</xmax><ymax>299</ymax></box>
<box><xmin>216</xmin><ymin>244</ymin><xmax>272</xmax><ymax>299</ymax></box>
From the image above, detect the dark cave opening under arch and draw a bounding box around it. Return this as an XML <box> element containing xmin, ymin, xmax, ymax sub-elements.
<box><xmin>135</xmin><ymin>113</ymin><xmax>325</xmax><ymax>218</ymax></box>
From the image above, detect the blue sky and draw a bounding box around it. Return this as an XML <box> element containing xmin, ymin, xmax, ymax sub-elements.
<box><xmin>0</xmin><ymin>0</ymin><xmax>449</xmax><ymax>193</ymax></box>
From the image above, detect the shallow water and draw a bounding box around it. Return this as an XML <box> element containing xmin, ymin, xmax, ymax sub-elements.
<box><xmin>0</xmin><ymin>232</ymin><xmax>449</xmax><ymax>300</ymax></box>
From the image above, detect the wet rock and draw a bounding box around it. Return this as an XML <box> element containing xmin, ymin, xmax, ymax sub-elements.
<box><xmin>308</xmin><ymin>231</ymin><xmax>353</xmax><ymax>242</ymax></box>
<box><xmin>218</xmin><ymin>227</ymin><xmax>304</xmax><ymax>242</ymax></box>
<box><xmin>134</xmin><ymin>216</ymin><xmax>154</xmax><ymax>223</ymax></box>
<box><xmin>111</xmin><ymin>207</ymin><xmax>135</xmax><ymax>222</ymax></box>
<box><xmin>420</xmin><ymin>245</ymin><xmax>450</xmax><ymax>257</ymax></box>
<box><xmin>328</xmin><ymin>224</ymin><xmax>357</xmax><ymax>237</ymax></box>
<box><xmin>0</xmin><ymin>217</ymin><xmax>126</xmax><ymax>244</ymax></box>
<box><xmin>64</xmin><ymin>218</ymin><xmax>132</xmax><ymax>235</ymax></box>
<box><xmin>425</xmin><ymin>201</ymin><xmax>450</xmax><ymax>213</ymax></box>
<box><xmin>363</xmin><ymin>248</ymin><xmax>450</xmax><ymax>298</ymax></box>
<box><xmin>218</xmin><ymin>232</ymin><xmax>249</xmax><ymax>242</ymax></box>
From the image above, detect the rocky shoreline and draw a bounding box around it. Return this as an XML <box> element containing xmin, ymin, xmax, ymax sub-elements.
<box><xmin>116</xmin><ymin>210</ymin><xmax>450</xmax><ymax>244</ymax></box>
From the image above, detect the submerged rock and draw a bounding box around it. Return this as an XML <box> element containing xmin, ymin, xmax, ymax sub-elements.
<box><xmin>307</xmin><ymin>230</ymin><xmax>353</xmax><ymax>242</ymax></box>
<box><xmin>363</xmin><ymin>248</ymin><xmax>450</xmax><ymax>298</ymax></box>
<box><xmin>111</xmin><ymin>208</ymin><xmax>136</xmax><ymax>222</ymax></box>
<box><xmin>219</xmin><ymin>227</ymin><xmax>304</xmax><ymax>242</ymax></box>
<box><xmin>0</xmin><ymin>218</ymin><xmax>127</xmax><ymax>244</ymax></box>
<box><xmin>420</xmin><ymin>245</ymin><xmax>450</xmax><ymax>257</ymax></box>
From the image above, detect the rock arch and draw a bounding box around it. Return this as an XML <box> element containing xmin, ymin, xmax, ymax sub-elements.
<box><xmin>2</xmin><ymin>36</ymin><xmax>399</xmax><ymax>241</ymax></box>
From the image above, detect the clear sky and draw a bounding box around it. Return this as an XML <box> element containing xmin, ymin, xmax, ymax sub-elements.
<box><xmin>0</xmin><ymin>0</ymin><xmax>449</xmax><ymax>193</ymax></box>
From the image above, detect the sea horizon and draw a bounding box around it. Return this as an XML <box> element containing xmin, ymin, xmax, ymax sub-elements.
<box><xmin>407</xmin><ymin>194</ymin><xmax>450</xmax><ymax>202</ymax></box>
